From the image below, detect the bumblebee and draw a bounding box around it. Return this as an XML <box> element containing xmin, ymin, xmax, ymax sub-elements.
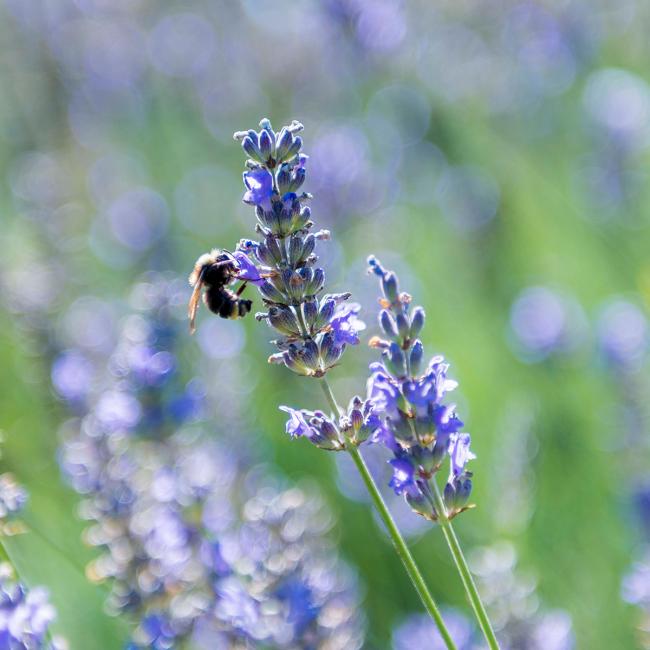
<box><xmin>188</xmin><ymin>249</ymin><xmax>252</xmax><ymax>333</ymax></box>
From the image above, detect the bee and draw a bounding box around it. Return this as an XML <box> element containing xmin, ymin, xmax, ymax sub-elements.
<box><xmin>188</xmin><ymin>249</ymin><xmax>253</xmax><ymax>334</ymax></box>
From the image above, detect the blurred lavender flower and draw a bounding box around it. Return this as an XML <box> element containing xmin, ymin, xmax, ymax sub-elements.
<box><xmin>0</xmin><ymin>473</ymin><xmax>28</xmax><ymax>525</ymax></box>
<box><xmin>366</xmin><ymin>256</ymin><xmax>475</xmax><ymax>521</ymax></box>
<box><xmin>597</xmin><ymin>299</ymin><xmax>648</xmax><ymax>370</ymax></box>
<box><xmin>392</xmin><ymin>608</ymin><xmax>474</xmax><ymax>650</ymax></box>
<box><xmin>0</xmin><ymin>563</ymin><xmax>67</xmax><ymax>650</ymax></box>
<box><xmin>471</xmin><ymin>542</ymin><xmax>575</xmax><ymax>650</ymax></box>
<box><xmin>508</xmin><ymin>286</ymin><xmax>587</xmax><ymax>363</ymax></box>
<box><xmin>57</xmin><ymin>274</ymin><xmax>365</xmax><ymax>648</ymax></box>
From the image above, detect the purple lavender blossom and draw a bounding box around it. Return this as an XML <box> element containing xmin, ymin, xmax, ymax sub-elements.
<box><xmin>232</xmin><ymin>251</ymin><xmax>265</xmax><ymax>286</ymax></box>
<box><xmin>242</xmin><ymin>168</ymin><xmax>273</xmax><ymax>210</ymax></box>
<box><xmin>280</xmin><ymin>394</ymin><xmax>380</xmax><ymax>451</ymax></box>
<box><xmin>388</xmin><ymin>457</ymin><xmax>417</xmax><ymax>496</ymax></box>
<box><xmin>279</xmin><ymin>405</ymin><xmax>316</xmax><ymax>439</ymax></box>
<box><xmin>330</xmin><ymin>302</ymin><xmax>366</xmax><ymax>345</ymax></box>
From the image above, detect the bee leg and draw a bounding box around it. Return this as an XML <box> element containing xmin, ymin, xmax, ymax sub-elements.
<box><xmin>235</xmin><ymin>281</ymin><xmax>249</xmax><ymax>297</ymax></box>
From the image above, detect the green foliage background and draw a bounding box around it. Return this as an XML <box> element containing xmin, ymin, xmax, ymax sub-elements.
<box><xmin>0</xmin><ymin>2</ymin><xmax>647</xmax><ymax>648</ymax></box>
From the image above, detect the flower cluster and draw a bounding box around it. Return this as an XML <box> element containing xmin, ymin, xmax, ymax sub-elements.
<box><xmin>0</xmin><ymin>563</ymin><xmax>67</xmax><ymax>649</ymax></box>
<box><xmin>280</xmin><ymin>395</ymin><xmax>381</xmax><ymax>452</ymax></box>
<box><xmin>58</xmin><ymin>275</ymin><xmax>365</xmax><ymax>648</ymax></box>
<box><xmin>366</xmin><ymin>257</ymin><xmax>475</xmax><ymax>521</ymax></box>
<box><xmin>232</xmin><ymin>119</ymin><xmax>365</xmax><ymax>377</ymax></box>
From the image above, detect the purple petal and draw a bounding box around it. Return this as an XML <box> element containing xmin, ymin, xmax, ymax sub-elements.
<box><xmin>242</xmin><ymin>168</ymin><xmax>273</xmax><ymax>210</ymax></box>
<box><xmin>233</xmin><ymin>251</ymin><xmax>264</xmax><ymax>286</ymax></box>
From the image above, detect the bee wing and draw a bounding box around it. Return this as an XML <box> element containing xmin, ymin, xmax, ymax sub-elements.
<box><xmin>188</xmin><ymin>277</ymin><xmax>204</xmax><ymax>335</ymax></box>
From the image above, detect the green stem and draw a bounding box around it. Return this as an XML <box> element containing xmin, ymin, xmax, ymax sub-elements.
<box><xmin>319</xmin><ymin>379</ymin><xmax>457</xmax><ymax>650</ymax></box>
<box><xmin>428</xmin><ymin>479</ymin><xmax>500</xmax><ymax>650</ymax></box>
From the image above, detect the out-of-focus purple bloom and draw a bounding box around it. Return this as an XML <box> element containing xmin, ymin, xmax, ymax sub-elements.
<box><xmin>242</xmin><ymin>168</ymin><xmax>273</xmax><ymax>210</ymax></box>
<box><xmin>51</xmin><ymin>350</ymin><xmax>95</xmax><ymax>403</ymax></box>
<box><xmin>56</xmin><ymin>276</ymin><xmax>365</xmax><ymax>649</ymax></box>
<box><xmin>509</xmin><ymin>286</ymin><xmax>586</xmax><ymax>363</ymax></box>
<box><xmin>392</xmin><ymin>609</ymin><xmax>474</xmax><ymax>650</ymax></box>
<box><xmin>330</xmin><ymin>302</ymin><xmax>365</xmax><ymax>345</ymax></box>
<box><xmin>471</xmin><ymin>542</ymin><xmax>574</xmax><ymax>650</ymax></box>
<box><xmin>597</xmin><ymin>299</ymin><xmax>648</xmax><ymax>369</ymax></box>
<box><xmin>0</xmin><ymin>565</ymin><xmax>65</xmax><ymax>650</ymax></box>
<box><xmin>0</xmin><ymin>474</ymin><xmax>29</xmax><ymax>522</ymax></box>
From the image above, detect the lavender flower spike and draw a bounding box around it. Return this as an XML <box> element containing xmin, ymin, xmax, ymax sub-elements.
<box><xmin>367</xmin><ymin>256</ymin><xmax>476</xmax><ymax>521</ymax></box>
<box><xmin>232</xmin><ymin>119</ymin><xmax>364</xmax><ymax>378</ymax></box>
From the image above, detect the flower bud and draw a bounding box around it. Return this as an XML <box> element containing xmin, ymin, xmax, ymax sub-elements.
<box><xmin>444</xmin><ymin>481</ymin><xmax>457</xmax><ymax>509</ymax></box>
<box><xmin>409</xmin><ymin>340</ymin><xmax>424</xmax><ymax>377</ymax></box>
<box><xmin>287</xmin><ymin>270</ymin><xmax>306</xmax><ymax>302</ymax></box>
<box><xmin>255</xmin><ymin>241</ymin><xmax>276</xmax><ymax>266</ymax></box>
<box><xmin>259</xmin><ymin>280</ymin><xmax>286</xmax><ymax>304</ymax></box>
<box><xmin>396</xmin><ymin>313</ymin><xmax>410</xmax><ymax>340</ymax></box>
<box><xmin>320</xmin><ymin>332</ymin><xmax>343</xmax><ymax>367</ymax></box>
<box><xmin>268</xmin><ymin>306</ymin><xmax>301</xmax><ymax>336</ymax></box>
<box><xmin>406</xmin><ymin>491</ymin><xmax>433</xmax><ymax>519</ymax></box>
<box><xmin>379</xmin><ymin>310</ymin><xmax>398</xmax><ymax>338</ymax></box>
<box><xmin>382</xmin><ymin>272</ymin><xmax>399</xmax><ymax>303</ymax></box>
<box><xmin>290</xmin><ymin>167</ymin><xmax>306</xmax><ymax>192</ymax></box>
<box><xmin>410</xmin><ymin>306</ymin><xmax>425</xmax><ymax>338</ymax></box>
<box><xmin>242</xmin><ymin>136</ymin><xmax>262</xmax><ymax>162</ymax></box>
<box><xmin>275</xmin><ymin>128</ymin><xmax>293</xmax><ymax>161</ymax></box>
<box><xmin>315</xmin><ymin>298</ymin><xmax>335</xmax><ymax>330</ymax></box>
<box><xmin>277</xmin><ymin>165</ymin><xmax>292</xmax><ymax>194</ymax></box>
<box><xmin>259</xmin><ymin>129</ymin><xmax>273</xmax><ymax>160</ymax></box>
<box><xmin>285</xmin><ymin>136</ymin><xmax>302</xmax><ymax>161</ymax></box>
<box><xmin>305</xmin><ymin>267</ymin><xmax>325</xmax><ymax>296</ymax></box>
<box><xmin>384</xmin><ymin>342</ymin><xmax>406</xmax><ymax>378</ymax></box>
<box><xmin>299</xmin><ymin>234</ymin><xmax>315</xmax><ymax>262</ymax></box>
<box><xmin>350</xmin><ymin>409</ymin><xmax>364</xmax><ymax>431</ymax></box>
<box><xmin>288</xmin><ymin>234</ymin><xmax>304</xmax><ymax>266</ymax></box>
<box><xmin>303</xmin><ymin>299</ymin><xmax>318</xmax><ymax>328</ymax></box>
<box><xmin>291</xmin><ymin>205</ymin><xmax>310</xmax><ymax>232</ymax></box>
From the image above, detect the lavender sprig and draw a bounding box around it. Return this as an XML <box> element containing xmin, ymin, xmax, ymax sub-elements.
<box><xmin>366</xmin><ymin>257</ymin><xmax>500</xmax><ymax>650</ymax></box>
<box><xmin>366</xmin><ymin>256</ymin><xmax>475</xmax><ymax>521</ymax></box>
<box><xmin>200</xmin><ymin>119</ymin><xmax>457</xmax><ymax>648</ymax></box>
<box><xmin>233</xmin><ymin>118</ymin><xmax>365</xmax><ymax>380</ymax></box>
